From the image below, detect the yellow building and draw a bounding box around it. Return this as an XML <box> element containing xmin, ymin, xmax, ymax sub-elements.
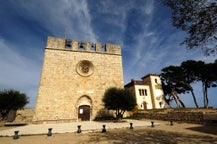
<box><xmin>125</xmin><ymin>74</ymin><xmax>165</xmax><ymax>110</ymax></box>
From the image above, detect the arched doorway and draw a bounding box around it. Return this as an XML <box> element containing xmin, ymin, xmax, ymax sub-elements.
<box><xmin>78</xmin><ymin>105</ymin><xmax>90</xmax><ymax>121</ymax></box>
<box><xmin>77</xmin><ymin>95</ymin><xmax>92</xmax><ymax>121</ymax></box>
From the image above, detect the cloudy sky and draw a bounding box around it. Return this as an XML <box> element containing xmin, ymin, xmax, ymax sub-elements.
<box><xmin>0</xmin><ymin>0</ymin><xmax>216</xmax><ymax>108</ymax></box>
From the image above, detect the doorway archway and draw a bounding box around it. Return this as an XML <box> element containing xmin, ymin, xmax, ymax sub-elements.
<box><xmin>77</xmin><ymin>95</ymin><xmax>92</xmax><ymax>121</ymax></box>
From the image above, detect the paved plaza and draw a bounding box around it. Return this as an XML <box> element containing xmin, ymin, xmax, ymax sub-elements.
<box><xmin>0</xmin><ymin>119</ymin><xmax>155</xmax><ymax>136</ymax></box>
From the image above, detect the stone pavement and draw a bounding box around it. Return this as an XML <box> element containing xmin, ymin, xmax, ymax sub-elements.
<box><xmin>0</xmin><ymin>120</ymin><xmax>157</xmax><ymax>136</ymax></box>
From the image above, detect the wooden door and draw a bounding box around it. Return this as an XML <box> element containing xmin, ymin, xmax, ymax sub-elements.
<box><xmin>78</xmin><ymin>105</ymin><xmax>90</xmax><ymax>121</ymax></box>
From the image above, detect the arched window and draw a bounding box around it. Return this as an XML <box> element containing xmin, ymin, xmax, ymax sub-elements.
<box><xmin>90</xmin><ymin>43</ymin><xmax>96</xmax><ymax>51</ymax></box>
<box><xmin>65</xmin><ymin>39</ymin><xmax>72</xmax><ymax>49</ymax></box>
<box><xmin>78</xmin><ymin>42</ymin><xmax>85</xmax><ymax>50</ymax></box>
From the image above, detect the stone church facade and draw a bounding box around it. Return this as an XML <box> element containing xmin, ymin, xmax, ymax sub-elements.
<box><xmin>33</xmin><ymin>36</ymin><xmax>124</xmax><ymax>123</ymax></box>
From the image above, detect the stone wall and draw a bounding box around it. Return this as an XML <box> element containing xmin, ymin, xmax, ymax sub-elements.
<box><xmin>14</xmin><ymin>109</ymin><xmax>34</xmax><ymax>123</ymax></box>
<box><xmin>133</xmin><ymin>110</ymin><xmax>217</xmax><ymax>125</ymax></box>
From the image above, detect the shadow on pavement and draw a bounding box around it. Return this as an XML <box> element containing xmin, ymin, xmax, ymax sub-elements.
<box><xmin>186</xmin><ymin>125</ymin><xmax>217</xmax><ymax>135</ymax></box>
<box><xmin>88</xmin><ymin>128</ymin><xmax>217</xmax><ymax>144</ymax></box>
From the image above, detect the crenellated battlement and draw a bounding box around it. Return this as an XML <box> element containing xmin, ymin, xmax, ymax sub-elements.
<box><xmin>46</xmin><ymin>36</ymin><xmax>121</xmax><ymax>55</ymax></box>
<box><xmin>34</xmin><ymin>35</ymin><xmax>124</xmax><ymax>123</ymax></box>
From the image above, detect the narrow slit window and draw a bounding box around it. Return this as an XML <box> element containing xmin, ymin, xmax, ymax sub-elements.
<box><xmin>139</xmin><ymin>89</ymin><xmax>142</xmax><ymax>96</ymax></box>
<box><xmin>144</xmin><ymin>89</ymin><xmax>147</xmax><ymax>96</ymax></box>
<box><xmin>141</xmin><ymin>89</ymin><xmax>145</xmax><ymax>96</ymax></box>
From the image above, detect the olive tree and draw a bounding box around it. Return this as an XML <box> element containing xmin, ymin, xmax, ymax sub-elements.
<box><xmin>103</xmin><ymin>87</ymin><xmax>136</xmax><ymax>120</ymax></box>
<box><xmin>0</xmin><ymin>89</ymin><xmax>29</xmax><ymax>121</ymax></box>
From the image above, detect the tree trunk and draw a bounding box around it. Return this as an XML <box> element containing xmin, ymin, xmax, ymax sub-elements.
<box><xmin>0</xmin><ymin>110</ymin><xmax>9</xmax><ymax>121</ymax></box>
<box><xmin>115</xmin><ymin>109</ymin><xmax>125</xmax><ymax>121</ymax></box>
<box><xmin>190</xmin><ymin>89</ymin><xmax>199</xmax><ymax>108</ymax></box>
<box><xmin>205</xmin><ymin>83</ymin><xmax>209</xmax><ymax>108</ymax></box>
<box><xmin>172</xmin><ymin>89</ymin><xmax>185</xmax><ymax>108</ymax></box>
<box><xmin>202</xmin><ymin>82</ymin><xmax>208</xmax><ymax>108</ymax></box>
<box><xmin>178</xmin><ymin>99</ymin><xmax>186</xmax><ymax>108</ymax></box>
<box><xmin>171</xmin><ymin>91</ymin><xmax>180</xmax><ymax>108</ymax></box>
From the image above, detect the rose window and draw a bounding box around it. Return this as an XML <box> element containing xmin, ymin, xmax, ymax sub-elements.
<box><xmin>76</xmin><ymin>60</ymin><xmax>94</xmax><ymax>77</ymax></box>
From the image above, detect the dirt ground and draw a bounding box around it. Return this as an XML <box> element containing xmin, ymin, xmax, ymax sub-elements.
<box><xmin>0</xmin><ymin>120</ymin><xmax>217</xmax><ymax>144</ymax></box>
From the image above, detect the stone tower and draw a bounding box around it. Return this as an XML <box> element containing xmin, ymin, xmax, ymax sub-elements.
<box><xmin>33</xmin><ymin>36</ymin><xmax>124</xmax><ymax>123</ymax></box>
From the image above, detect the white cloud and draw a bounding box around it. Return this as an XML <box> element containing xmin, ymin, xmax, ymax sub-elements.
<box><xmin>144</xmin><ymin>0</ymin><xmax>154</xmax><ymax>15</ymax></box>
<box><xmin>13</xmin><ymin>0</ymin><xmax>97</xmax><ymax>42</ymax></box>
<box><xmin>0</xmin><ymin>39</ymin><xmax>41</xmax><ymax>107</ymax></box>
<box><xmin>1</xmin><ymin>0</ymin><xmax>216</xmax><ymax>108</ymax></box>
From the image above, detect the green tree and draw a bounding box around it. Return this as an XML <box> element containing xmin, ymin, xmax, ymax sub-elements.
<box><xmin>0</xmin><ymin>89</ymin><xmax>29</xmax><ymax>121</ymax></box>
<box><xmin>103</xmin><ymin>87</ymin><xmax>136</xmax><ymax>120</ymax></box>
<box><xmin>161</xmin><ymin>0</ymin><xmax>217</xmax><ymax>55</ymax></box>
<box><xmin>195</xmin><ymin>60</ymin><xmax>217</xmax><ymax>108</ymax></box>
<box><xmin>161</xmin><ymin>59</ymin><xmax>217</xmax><ymax>108</ymax></box>
<box><xmin>180</xmin><ymin>60</ymin><xmax>201</xmax><ymax>108</ymax></box>
<box><xmin>161</xmin><ymin>66</ymin><xmax>186</xmax><ymax>108</ymax></box>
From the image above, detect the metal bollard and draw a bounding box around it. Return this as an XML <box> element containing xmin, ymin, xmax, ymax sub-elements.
<box><xmin>102</xmin><ymin>125</ymin><xmax>106</xmax><ymax>133</ymax></box>
<box><xmin>77</xmin><ymin>125</ymin><xmax>82</xmax><ymax>133</ymax></box>
<box><xmin>151</xmin><ymin>121</ymin><xmax>154</xmax><ymax>127</ymax></box>
<box><xmin>47</xmin><ymin>128</ymin><xmax>52</xmax><ymax>136</ymax></box>
<box><xmin>130</xmin><ymin>123</ymin><xmax>133</xmax><ymax>129</ymax></box>
<box><xmin>13</xmin><ymin>131</ymin><xmax>19</xmax><ymax>140</ymax></box>
<box><xmin>170</xmin><ymin>120</ymin><xmax>174</xmax><ymax>126</ymax></box>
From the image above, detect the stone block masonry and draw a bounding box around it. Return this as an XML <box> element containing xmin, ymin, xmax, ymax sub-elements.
<box><xmin>133</xmin><ymin>109</ymin><xmax>217</xmax><ymax>125</ymax></box>
<box><xmin>33</xmin><ymin>36</ymin><xmax>124</xmax><ymax>123</ymax></box>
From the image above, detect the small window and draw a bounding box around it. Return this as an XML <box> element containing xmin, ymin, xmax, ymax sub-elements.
<box><xmin>159</xmin><ymin>102</ymin><xmax>162</xmax><ymax>108</ymax></box>
<box><xmin>144</xmin><ymin>89</ymin><xmax>147</xmax><ymax>96</ymax></box>
<box><xmin>65</xmin><ymin>40</ymin><xmax>72</xmax><ymax>49</ymax></box>
<box><xmin>141</xmin><ymin>89</ymin><xmax>145</xmax><ymax>96</ymax></box>
<box><xmin>139</xmin><ymin>89</ymin><xmax>146</xmax><ymax>96</ymax></box>
<box><xmin>139</xmin><ymin>89</ymin><xmax>142</xmax><ymax>96</ymax></box>
<box><xmin>155</xmin><ymin>79</ymin><xmax>158</xmax><ymax>83</ymax></box>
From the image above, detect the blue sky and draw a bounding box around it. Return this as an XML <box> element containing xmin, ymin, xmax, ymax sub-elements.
<box><xmin>0</xmin><ymin>0</ymin><xmax>216</xmax><ymax>108</ymax></box>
